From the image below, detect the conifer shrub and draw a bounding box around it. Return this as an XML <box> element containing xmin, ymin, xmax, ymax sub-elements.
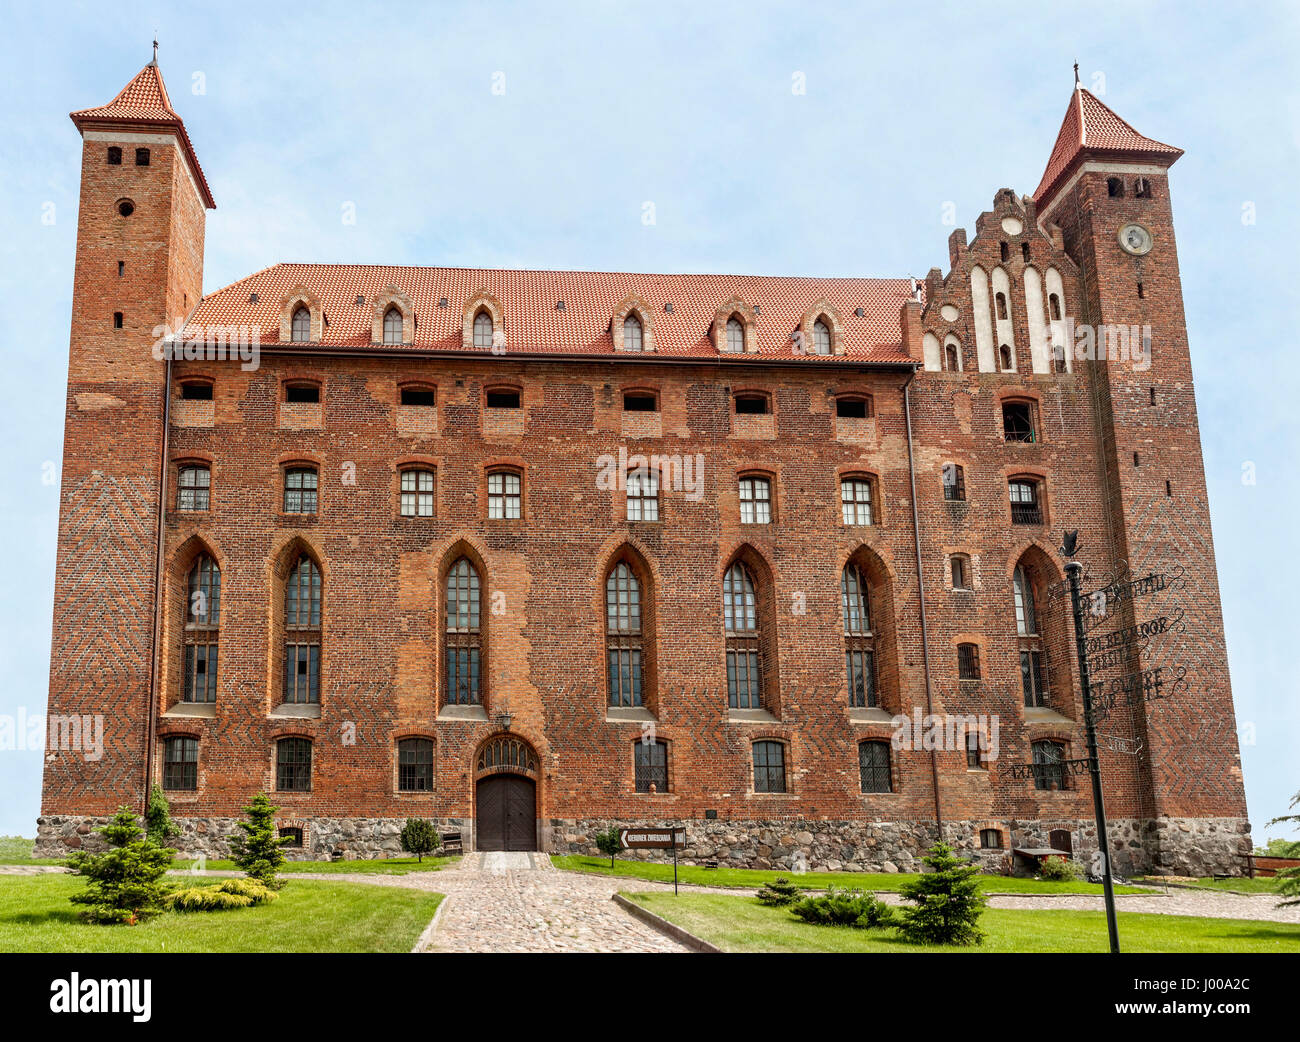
<box><xmin>165</xmin><ymin>878</ymin><xmax>278</xmax><ymax>912</ymax></box>
<box><xmin>755</xmin><ymin>876</ymin><xmax>801</xmax><ymax>907</ymax></box>
<box><xmin>227</xmin><ymin>792</ymin><xmax>291</xmax><ymax>889</ymax></box>
<box><xmin>788</xmin><ymin>886</ymin><xmax>895</xmax><ymax>928</ymax></box>
<box><xmin>67</xmin><ymin>807</ymin><xmax>175</xmax><ymax>925</ymax></box>
<box><xmin>895</xmin><ymin>842</ymin><xmax>988</xmax><ymax>945</ymax></box>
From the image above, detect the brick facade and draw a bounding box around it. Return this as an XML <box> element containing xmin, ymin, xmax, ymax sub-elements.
<box><xmin>38</xmin><ymin>65</ymin><xmax>1249</xmax><ymax>876</ymax></box>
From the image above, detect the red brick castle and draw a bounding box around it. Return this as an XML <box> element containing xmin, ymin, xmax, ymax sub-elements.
<box><xmin>37</xmin><ymin>58</ymin><xmax>1250</xmax><ymax>875</ymax></box>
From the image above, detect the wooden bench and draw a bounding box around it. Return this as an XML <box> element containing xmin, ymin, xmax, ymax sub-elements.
<box><xmin>441</xmin><ymin>831</ymin><xmax>463</xmax><ymax>856</ymax></box>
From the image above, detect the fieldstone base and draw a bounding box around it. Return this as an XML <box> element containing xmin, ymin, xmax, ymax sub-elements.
<box><xmin>34</xmin><ymin>815</ymin><xmax>471</xmax><ymax>861</ymax></box>
<box><xmin>36</xmin><ymin>813</ymin><xmax>1251</xmax><ymax>877</ymax></box>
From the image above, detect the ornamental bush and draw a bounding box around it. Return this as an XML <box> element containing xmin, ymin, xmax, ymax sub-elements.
<box><xmin>755</xmin><ymin>876</ymin><xmax>802</xmax><ymax>907</ymax></box>
<box><xmin>165</xmin><ymin>878</ymin><xmax>278</xmax><ymax>912</ymax></box>
<box><xmin>594</xmin><ymin>827</ymin><xmax>622</xmax><ymax>868</ymax></box>
<box><xmin>788</xmin><ymin>886</ymin><xmax>895</xmax><ymax>929</ymax></box>
<box><xmin>895</xmin><ymin>842</ymin><xmax>988</xmax><ymax>945</ymax></box>
<box><xmin>144</xmin><ymin>784</ymin><xmax>180</xmax><ymax>847</ymax></box>
<box><xmin>1038</xmin><ymin>854</ymin><xmax>1085</xmax><ymax>882</ymax></box>
<box><xmin>66</xmin><ymin>807</ymin><xmax>175</xmax><ymax>925</ymax></box>
<box><xmin>227</xmin><ymin>792</ymin><xmax>291</xmax><ymax>889</ymax></box>
<box><xmin>400</xmin><ymin>818</ymin><xmax>440</xmax><ymax>862</ymax></box>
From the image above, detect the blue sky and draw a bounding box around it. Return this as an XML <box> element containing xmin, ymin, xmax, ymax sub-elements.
<box><xmin>1</xmin><ymin>0</ymin><xmax>1295</xmax><ymax>840</ymax></box>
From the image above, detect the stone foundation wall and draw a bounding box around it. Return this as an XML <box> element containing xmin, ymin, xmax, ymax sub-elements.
<box><xmin>36</xmin><ymin>813</ymin><xmax>1251</xmax><ymax>877</ymax></box>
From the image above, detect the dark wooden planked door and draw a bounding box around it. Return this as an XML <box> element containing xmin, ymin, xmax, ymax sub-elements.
<box><xmin>476</xmin><ymin>775</ymin><xmax>536</xmax><ymax>851</ymax></box>
<box><xmin>1048</xmin><ymin>829</ymin><xmax>1073</xmax><ymax>855</ymax></box>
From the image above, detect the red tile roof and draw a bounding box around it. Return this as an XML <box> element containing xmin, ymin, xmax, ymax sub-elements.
<box><xmin>1034</xmin><ymin>87</ymin><xmax>1182</xmax><ymax>206</ymax></box>
<box><xmin>71</xmin><ymin>62</ymin><xmax>215</xmax><ymax>209</ymax></box>
<box><xmin>186</xmin><ymin>263</ymin><xmax>918</xmax><ymax>363</ymax></box>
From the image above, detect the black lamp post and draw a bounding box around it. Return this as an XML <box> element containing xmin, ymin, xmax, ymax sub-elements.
<box><xmin>1062</xmin><ymin>530</ymin><xmax>1120</xmax><ymax>954</ymax></box>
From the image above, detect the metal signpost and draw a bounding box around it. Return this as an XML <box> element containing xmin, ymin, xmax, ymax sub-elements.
<box><xmin>620</xmin><ymin>826</ymin><xmax>686</xmax><ymax>894</ymax></box>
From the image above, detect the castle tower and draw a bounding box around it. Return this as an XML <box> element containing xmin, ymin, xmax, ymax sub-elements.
<box><xmin>40</xmin><ymin>56</ymin><xmax>213</xmax><ymax>829</ymax></box>
<box><xmin>1033</xmin><ymin>83</ymin><xmax>1249</xmax><ymax>871</ymax></box>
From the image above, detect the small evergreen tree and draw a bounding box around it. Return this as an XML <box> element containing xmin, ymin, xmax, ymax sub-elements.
<box><xmin>756</xmin><ymin>876</ymin><xmax>801</xmax><ymax>907</ymax></box>
<box><xmin>594</xmin><ymin>826</ymin><xmax>622</xmax><ymax>868</ymax></box>
<box><xmin>1266</xmin><ymin>789</ymin><xmax>1300</xmax><ymax>908</ymax></box>
<box><xmin>227</xmin><ymin>792</ymin><xmax>291</xmax><ymax>889</ymax></box>
<box><xmin>400</xmin><ymin>818</ymin><xmax>440</xmax><ymax>862</ymax></box>
<box><xmin>896</xmin><ymin>842</ymin><xmax>988</xmax><ymax>945</ymax></box>
<box><xmin>67</xmin><ymin>806</ymin><xmax>175</xmax><ymax>924</ymax></box>
<box><xmin>145</xmin><ymin>783</ymin><xmax>180</xmax><ymax>847</ymax></box>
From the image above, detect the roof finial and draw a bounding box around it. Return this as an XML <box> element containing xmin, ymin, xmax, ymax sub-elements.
<box><xmin>151</xmin><ymin>34</ymin><xmax>159</xmax><ymax>66</ymax></box>
<box><xmin>1073</xmin><ymin>61</ymin><xmax>1080</xmax><ymax>87</ymax></box>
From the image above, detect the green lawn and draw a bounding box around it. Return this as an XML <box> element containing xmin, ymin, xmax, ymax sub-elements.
<box><xmin>1134</xmin><ymin>875</ymin><xmax>1290</xmax><ymax>896</ymax></box>
<box><xmin>553</xmin><ymin>855</ymin><xmax>1148</xmax><ymax>894</ymax></box>
<box><xmin>0</xmin><ymin>874</ymin><xmax>442</xmax><ymax>953</ymax></box>
<box><xmin>0</xmin><ymin>836</ymin><xmax>63</xmax><ymax>867</ymax></box>
<box><xmin>627</xmin><ymin>892</ymin><xmax>1300</xmax><ymax>953</ymax></box>
<box><xmin>177</xmin><ymin>855</ymin><xmax>460</xmax><ymax>876</ymax></box>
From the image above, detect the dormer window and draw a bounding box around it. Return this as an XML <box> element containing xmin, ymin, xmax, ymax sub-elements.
<box><xmin>473</xmin><ymin>311</ymin><xmax>493</xmax><ymax>349</ymax></box>
<box><xmin>291</xmin><ymin>307</ymin><xmax>311</xmax><ymax>342</ymax></box>
<box><xmin>623</xmin><ymin>314</ymin><xmax>643</xmax><ymax>352</ymax></box>
<box><xmin>383</xmin><ymin>307</ymin><xmax>403</xmax><ymax>344</ymax></box>
<box><xmin>813</xmin><ymin>319</ymin><xmax>832</xmax><ymax>355</ymax></box>
<box><xmin>725</xmin><ymin>317</ymin><xmax>745</xmax><ymax>353</ymax></box>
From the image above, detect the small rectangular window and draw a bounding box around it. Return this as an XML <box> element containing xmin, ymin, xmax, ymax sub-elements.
<box><xmin>836</xmin><ymin>397</ymin><xmax>869</xmax><ymax>419</ymax></box>
<box><xmin>106</xmin><ymin>146</ymin><xmax>122</xmax><ymax>165</ymax></box>
<box><xmin>734</xmin><ymin>394</ymin><xmax>769</xmax><ymax>415</ymax></box>
<box><xmin>181</xmin><ymin>382</ymin><xmax>213</xmax><ymax>401</ymax></box>
<box><xmin>401</xmin><ymin>387</ymin><xmax>436</xmax><ymax>406</ymax></box>
<box><xmin>286</xmin><ymin>384</ymin><xmax>320</xmax><ymax>403</ymax></box>
<box><xmin>135</xmin><ymin>147</ymin><xmax>150</xmax><ymax>166</ymax></box>
<box><xmin>1002</xmin><ymin>401</ymin><xmax>1035</xmax><ymax>442</ymax></box>
<box><xmin>284</xmin><ymin>467</ymin><xmax>319</xmax><ymax>514</ymax></box>
<box><xmin>623</xmin><ymin>392</ymin><xmax>658</xmax><ymax>412</ymax></box>
<box><xmin>486</xmin><ymin>390</ymin><xmax>520</xmax><ymax>409</ymax></box>
<box><xmin>113</xmin><ymin>312</ymin><xmax>123</xmax><ymax>329</ymax></box>
<box><xmin>117</xmin><ymin>261</ymin><xmax>125</xmax><ymax>277</ymax></box>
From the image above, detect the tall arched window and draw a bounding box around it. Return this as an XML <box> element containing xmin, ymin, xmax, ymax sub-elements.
<box><xmin>284</xmin><ymin>555</ymin><xmax>321</xmax><ymax>704</ymax></box>
<box><xmin>725</xmin><ymin>316</ymin><xmax>745</xmax><ymax>353</ymax></box>
<box><xmin>184</xmin><ymin>554</ymin><xmax>220</xmax><ymax>703</ymax></box>
<box><xmin>445</xmin><ymin>558</ymin><xmax>482</xmax><ymax>705</ymax></box>
<box><xmin>995</xmin><ymin>292</ymin><xmax>1009</xmax><ymax>320</ymax></box>
<box><xmin>605</xmin><ymin>562</ymin><xmax>643</xmax><ymax>707</ymax></box>
<box><xmin>291</xmin><ymin>306</ymin><xmax>311</xmax><ymax>342</ymax></box>
<box><xmin>999</xmin><ymin>344</ymin><xmax>1014</xmax><ymax>371</ymax></box>
<box><xmin>841</xmin><ymin>563</ymin><xmax>876</xmax><ymax>707</ymax></box>
<box><xmin>945</xmin><ymin>342</ymin><xmax>961</xmax><ymax>372</ymax></box>
<box><xmin>383</xmin><ymin>307</ymin><xmax>403</xmax><ymax>344</ymax></box>
<box><xmin>1014</xmin><ymin>562</ymin><xmax>1049</xmax><ymax>708</ymax></box>
<box><xmin>472</xmin><ymin>311</ymin><xmax>494</xmax><ymax>350</ymax></box>
<box><xmin>623</xmin><ymin>313</ymin><xmax>643</xmax><ymax>352</ymax></box>
<box><xmin>723</xmin><ymin>561</ymin><xmax>762</xmax><ymax>709</ymax></box>
<box><xmin>813</xmin><ymin>319</ymin><xmax>832</xmax><ymax>355</ymax></box>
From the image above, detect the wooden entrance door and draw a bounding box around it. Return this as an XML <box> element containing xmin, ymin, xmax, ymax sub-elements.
<box><xmin>1048</xmin><ymin>829</ymin><xmax>1073</xmax><ymax>855</ymax></box>
<box><xmin>476</xmin><ymin>774</ymin><xmax>537</xmax><ymax>851</ymax></box>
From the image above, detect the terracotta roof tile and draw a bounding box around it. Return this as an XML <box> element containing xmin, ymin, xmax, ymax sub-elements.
<box><xmin>1034</xmin><ymin>87</ymin><xmax>1182</xmax><ymax>205</ymax></box>
<box><xmin>71</xmin><ymin>62</ymin><xmax>215</xmax><ymax>209</ymax></box>
<box><xmin>187</xmin><ymin>263</ymin><xmax>917</xmax><ymax>363</ymax></box>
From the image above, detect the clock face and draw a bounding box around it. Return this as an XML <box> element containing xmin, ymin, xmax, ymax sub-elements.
<box><xmin>1118</xmin><ymin>223</ymin><xmax>1153</xmax><ymax>256</ymax></box>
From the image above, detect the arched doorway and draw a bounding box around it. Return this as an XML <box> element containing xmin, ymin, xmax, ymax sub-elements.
<box><xmin>474</xmin><ymin>735</ymin><xmax>539</xmax><ymax>852</ymax></box>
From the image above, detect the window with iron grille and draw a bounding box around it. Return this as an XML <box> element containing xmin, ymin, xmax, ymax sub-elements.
<box><xmin>400</xmin><ymin>469</ymin><xmax>435</xmax><ymax>517</ymax></box>
<box><xmin>1002</xmin><ymin>401</ymin><xmax>1036</xmax><ymax>442</ymax></box>
<box><xmin>859</xmin><ymin>740</ymin><xmax>892</xmax><ymax>793</ymax></box>
<box><xmin>183</xmin><ymin>555</ymin><xmax>220</xmax><ymax>703</ymax></box>
<box><xmin>958</xmin><ymin>642</ymin><xmax>981</xmax><ymax>682</ymax></box>
<box><xmin>284</xmin><ymin>556</ymin><xmax>321</xmax><ymax>704</ymax></box>
<box><xmin>813</xmin><ymin>319</ymin><xmax>832</xmax><ymax>354</ymax></box>
<box><xmin>623</xmin><ymin>314</ymin><xmax>643</xmax><ymax>352</ymax></box>
<box><xmin>445</xmin><ymin>558</ymin><xmax>482</xmax><ymax>705</ymax></box>
<box><xmin>841</xmin><ymin>477</ymin><xmax>873</xmax><ymax>525</ymax></box>
<box><xmin>383</xmin><ymin>307</ymin><xmax>403</xmax><ymax>344</ymax></box>
<box><xmin>276</xmin><ymin>738</ymin><xmax>312</xmax><ymax>792</ymax></box>
<box><xmin>606</xmin><ymin>562</ymin><xmax>644</xmax><ymax>707</ymax></box>
<box><xmin>1021</xmin><ymin>648</ymin><xmax>1050</xmax><ymax>708</ymax></box>
<box><xmin>487</xmin><ymin>470</ymin><xmax>521</xmax><ymax>519</ymax></box>
<box><xmin>724</xmin><ymin>316</ymin><xmax>745</xmax><ymax>352</ymax></box>
<box><xmin>290</xmin><ymin>307</ymin><xmax>311</xmax><ymax>342</ymax></box>
<box><xmin>738</xmin><ymin>476</ymin><xmax>771</xmax><ymax>524</ymax></box>
<box><xmin>626</xmin><ymin>467</ymin><xmax>659</xmax><ymax>521</ymax></box>
<box><xmin>279</xmin><ymin>826</ymin><xmax>304</xmax><ymax>848</ymax></box>
<box><xmin>283</xmin><ymin>467</ymin><xmax>318</xmax><ymax>514</ymax></box>
<box><xmin>177</xmin><ymin>465</ymin><xmax>210</xmax><ymax>512</ymax></box>
<box><xmin>1013</xmin><ymin>566</ymin><xmax>1038</xmax><ymax>636</ymax></box>
<box><xmin>162</xmin><ymin>736</ymin><xmax>198</xmax><ymax>790</ymax></box>
<box><xmin>1009</xmin><ymin>479</ymin><xmax>1041</xmax><ymax>525</ymax></box>
<box><xmin>753</xmin><ymin>740</ymin><xmax>786</xmax><ymax>793</ymax></box>
<box><xmin>634</xmin><ymin>739</ymin><xmax>668</xmax><ymax>793</ymax></box>
<box><xmin>980</xmin><ymin>828</ymin><xmax>1003</xmax><ymax>849</ymax></box>
<box><xmin>1031</xmin><ymin>740</ymin><xmax>1068</xmax><ymax>790</ymax></box>
<box><xmin>398</xmin><ymin>738</ymin><xmax>434</xmax><ymax>792</ymax></box>
<box><xmin>942</xmin><ymin>463</ymin><xmax>965</xmax><ymax>501</ymax></box>
<box><xmin>841</xmin><ymin>563</ymin><xmax>876</xmax><ymax>708</ymax></box>
<box><xmin>472</xmin><ymin>311</ymin><xmax>493</xmax><ymax>349</ymax></box>
<box><xmin>724</xmin><ymin>562</ymin><xmax>762</xmax><ymax>709</ymax></box>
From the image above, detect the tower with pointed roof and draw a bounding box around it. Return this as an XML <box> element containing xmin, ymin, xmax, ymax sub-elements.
<box><xmin>43</xmin><ymin>55</ymin><xmax>213</xmax><ymax>821</ymax></box>
<box><xmin>1033</xmin><ymin>83</ymin><xmax>1247</xmax><ymax>869</ymax></box>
